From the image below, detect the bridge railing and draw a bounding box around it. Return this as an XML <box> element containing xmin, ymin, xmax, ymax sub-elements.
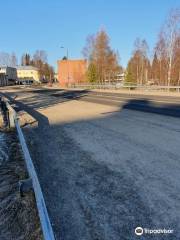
<box><xmin>70</xmin><ymin>83</ymin><xmax>180</xmax><ymax>92</ymax></box>
<box><xmin>1</xmin><ymin>96</ymin><xmax>55</xmax><ymax>240</ymax></box>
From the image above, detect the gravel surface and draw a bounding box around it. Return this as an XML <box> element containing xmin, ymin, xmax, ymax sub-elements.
<box><xmin>3</xmin><ymin>87</ymin><xmax>180</xmax><ymax>240</ymax></box>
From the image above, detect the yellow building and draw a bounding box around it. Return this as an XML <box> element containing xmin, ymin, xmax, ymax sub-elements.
<box><xmin>17</xmin><ymin>66</ymin><xmax>40</xmax><ymax>84</ymax></box>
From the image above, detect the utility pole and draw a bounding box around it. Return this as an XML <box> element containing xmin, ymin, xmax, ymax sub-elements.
<box><xmin>61</xmin><ymin>46</ymin><xmax>70</xmax><ymax>87</ymax></box>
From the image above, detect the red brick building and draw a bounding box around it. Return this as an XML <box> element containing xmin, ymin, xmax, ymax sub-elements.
<box><xmin>57</xmin><ymin>59</ymin><xmax>87</xmax><ymax>87</ymax></box>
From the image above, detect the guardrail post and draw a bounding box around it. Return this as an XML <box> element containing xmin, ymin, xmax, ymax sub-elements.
<box><xmin>9</xmin><ymin>109</ymin><xmax>15</xmax><ymax>128</ymax></box>
<box><xmin>19</xmin><ymin>178</ymin><xmax>33</xmax><ymax>197</ymax></box>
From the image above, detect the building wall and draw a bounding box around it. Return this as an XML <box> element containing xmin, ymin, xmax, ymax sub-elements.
<box><xmin>0</xmin><ymin>74</ymin><xmax>8</xmax><ymax>86</ymax></box>
<box><xmin>17</xmin><ymin>69</ymin><xmax>40</xmax><ymax>82</ymax></box>
<box><xmin>0</xmin><ymin>67</ymin><xmax>17</xmax><ymax>82</ymax></box>
<box><xmin>57</xmin><ymin>59</ymin><xmax>87</xmax><ymax>86</ymax></box>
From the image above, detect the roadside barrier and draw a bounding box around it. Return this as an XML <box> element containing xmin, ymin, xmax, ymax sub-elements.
<box><xmin>71</xmin><ymin>83</ymin><xmax>180</xmax><ymax>91</ymax></box>
<box><xmin>0</xmin><ymin>95</ymin><xmax>55</xmax><ymax>240</ymax></box>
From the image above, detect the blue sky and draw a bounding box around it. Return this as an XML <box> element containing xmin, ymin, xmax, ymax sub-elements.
<box><xmin>0</xmin><ymin>0</ymin><xmax>179</xmax><ymax>70</ymax></box>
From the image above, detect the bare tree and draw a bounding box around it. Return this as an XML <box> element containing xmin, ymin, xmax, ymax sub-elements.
<box><xmin>33</xmin><ymin>50</ymin><xmax>47</xmax><ymax>64</ymax></box>
<box><xmin>0</xmin><ymin>52</ymin><xmax>11</xmax><ymax>66</ymax></box>
<box><xmin>173</xmin><ymin>35</ymin><xmax>180</xmax><ymax>85</ymax></box>
<box><xmin>155</xmin><ymin>33</ymin><xmax>166</xmax><ymax>84</ymax></box>
<box><xmin>126</xmin><ymin>38</ymin><xmax>150</xmax><ymax>85</ymax></box>
<box><xmin>160</xmin><ymin>8</ymin><xmax>180</xmax><ymax>86</ymax></box>
<box><xmin>140</xmin><ymin>39</ymin><xmax>149</xmax><ymax>84</ymax></box>
<box><xmin>151</xmin><ymin>52</ymin><xmax>160</xmax><ymax>83</ymax></box>
<box><xmin>10</xmin><ymin>52</ymin><xmax>17</xmax><ymax>67</ymax></box>
<box><xmin>0</xmin><ymin>52</ymin><xmax>18</xmax><ymax>67</ymax></box>
<box><xmin>82</xmin><ymin>34</ymin><xmax>95</xmax><ymax>62</ymax></box>
<box><xmin>83</xmin><ymin>30</ymin><xmax>121</xmax><ymax>83</ymax></box>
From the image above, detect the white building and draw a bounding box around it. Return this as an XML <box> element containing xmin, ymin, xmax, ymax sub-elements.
<box><xmin>105</xmin><ymin>72</ymin><xmax>125</xmax><ymax>84</ymax></box>
<box><xmin>0</xmin><ymin>66</ymin><xmax>17</xmax><ymax>85</ymax></box>
<box><xmin>115</xmin><ymin>73</ymin><xmax>125</xmax><ymax>82</ymax></box>
<box><xmin>17</xmin><ymin>66</ymin><xmax>40</xmax><ymax>84</ymax></box>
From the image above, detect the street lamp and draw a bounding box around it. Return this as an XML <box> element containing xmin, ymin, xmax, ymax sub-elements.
<box><xmin>60</xmin><ymin>46</ymin><xmax>69</xmax><ymax>87</ymax></box>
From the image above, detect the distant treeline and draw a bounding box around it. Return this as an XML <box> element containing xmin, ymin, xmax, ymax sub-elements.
<box><xmin>83</xmin><ymin>8</ymin><xmax>180</xmax><ymax>86</ymax></box>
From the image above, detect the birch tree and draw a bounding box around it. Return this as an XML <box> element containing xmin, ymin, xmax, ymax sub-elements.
<box><xmin>161</xmin><ymin>9</ymin><xmax>180</xmax><ymax>86</ymax></box>
<box><xmin>126</xmin><ymin>38</ymin><xmax>150</xmax><ymax>85</ymax></box>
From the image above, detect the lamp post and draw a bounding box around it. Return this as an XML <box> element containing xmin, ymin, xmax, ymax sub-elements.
<box><xmin>61</xmin><ymin>46</ymin><xmax>69</xmax><ymax>87</ymax></box>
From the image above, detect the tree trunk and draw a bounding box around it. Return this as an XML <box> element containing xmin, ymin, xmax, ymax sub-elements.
<box><xmin>167</xmin><ymin>56</ymin><xmax>172</xmax><ymax>87</ymax></box>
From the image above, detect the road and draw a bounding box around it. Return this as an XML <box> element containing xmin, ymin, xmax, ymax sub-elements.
<box><xmin>2</xmin><ymin>86</ymin><xmax>180</xmax><ymax>239</ymax></box>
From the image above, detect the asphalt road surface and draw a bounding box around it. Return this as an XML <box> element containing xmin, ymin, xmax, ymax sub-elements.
<box><xmin>2</xmin><ymin>86</ymin><xmax>180</xmax><ymax>240</ymax></box>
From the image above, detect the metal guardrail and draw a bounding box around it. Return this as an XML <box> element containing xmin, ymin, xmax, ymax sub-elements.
<box><xmin>1</xmin><ymin>97</ymin><xmax>55</xmax><ymax>240</ymax></box>
<box><xmin>71</xmin><ymin>84</ymin><xmax>180</xmax><ymax>91</ymax></box>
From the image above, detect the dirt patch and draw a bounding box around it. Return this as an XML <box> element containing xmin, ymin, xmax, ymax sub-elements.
<box><xmin>0</xmin><ymin>131</ymin><xmax>43</xmax><ymax>240</ymax></box>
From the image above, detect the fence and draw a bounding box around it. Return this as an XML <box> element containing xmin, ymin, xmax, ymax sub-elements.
<box><xmin>71</xmin><ymin>83</ymin><xmax>180</xmax><ymax>92</ymax></box>
<box><xmin>1</xmin><ymin>96</ymin><xmax>55</xmax><ymax>240</ymax></box>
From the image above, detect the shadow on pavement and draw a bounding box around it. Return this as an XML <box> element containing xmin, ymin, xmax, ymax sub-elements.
<box><xmin>123</xmin><ymin>99</ymin><xmax>180</xmax><ymax>118</ymax></box>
